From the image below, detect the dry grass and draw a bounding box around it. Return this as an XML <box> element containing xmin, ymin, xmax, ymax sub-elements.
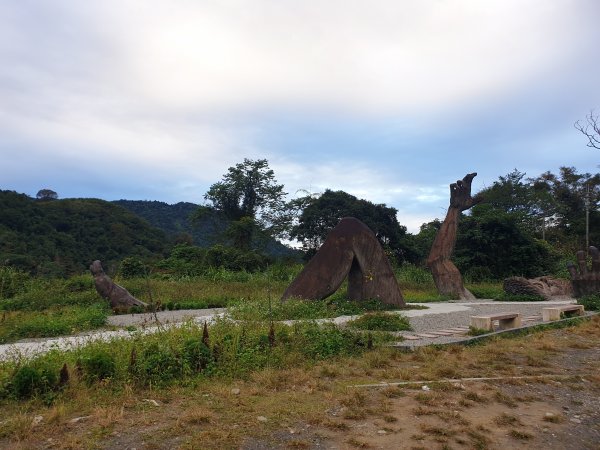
<box><xmin>0</xmin><ymin>315</ymin><xmax>598</xmax><ymax>449</ymax></box>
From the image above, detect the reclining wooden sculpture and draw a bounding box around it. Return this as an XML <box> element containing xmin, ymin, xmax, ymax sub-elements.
<box><xmin>90</xmin><ymin>260</ymin><xmax>147</xmax><ymax>311</ymax></box>
<box><xmin>281</xmin><ymin>217</ymin><xmax>405</xmax><ymax>307</ymax></box>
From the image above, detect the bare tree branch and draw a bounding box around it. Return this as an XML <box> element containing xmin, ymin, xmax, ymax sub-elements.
<box><xmin>575</xmin><ymin>110</ymin><xmax>600</xmax><ymax>150</ymax></box>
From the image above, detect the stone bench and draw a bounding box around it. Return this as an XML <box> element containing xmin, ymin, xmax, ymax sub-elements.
<box><xmin>542</xmin><ymin>304</ymin><xmax>585</xmax><ymax>322</ymax></box>
<box><xmin>470</xmin><ymin>313</ymin><xmax>522</xmax><ymax>332</ymax></box>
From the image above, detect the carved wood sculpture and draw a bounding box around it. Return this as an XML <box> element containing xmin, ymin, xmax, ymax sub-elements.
<box><xmin>568</xmin><ymin>246</ymin><xmax>600</xmax><ymax>297</ymax></box>
<box><xmin>427</xmin><ymin>173</ymin><xmax>483</xmax><ymax>300</ymax></box>
<box><xmin>281</xmin><ymin>217</ymin><xmax>405</xmax><ymax>307</ymax></box>
<box><xmin>503</xmin><ymin>276</ymin><xmax>573</xmax><ymax>300</ymax></box>
<box><xmin>90</xmin><ymin>260</ymin><xmax>148</xmax><ymax>311</ymax></box>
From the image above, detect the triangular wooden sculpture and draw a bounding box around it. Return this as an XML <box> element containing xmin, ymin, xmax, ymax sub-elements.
<box><xmin>281</xmin><ymin>217</ymin><xmax>405</xmax><ymax>307</ymax></box>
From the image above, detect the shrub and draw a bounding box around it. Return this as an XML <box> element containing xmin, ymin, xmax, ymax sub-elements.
<box><xmin>347</xmin><ymin>312</ymin><xmax>411</xmax><ymax>331</ymax></box>
<box><xmin>494</xmin><ymin>293</ymin><xmax>545</xmax><ymax>302</ymax></box>
<box><xmin>80</xmin><ymin>349</ymin><xmax>116</xmax><ymax>382</ymax></box>
<box><xmin>294</xmin><ymin>323</ymin><xmax>363</xmax><ymax>360</ymax></box>
<box><xmin>578</xmin><ymin>294</ymin><xmax>600</xmax><ymax>311</ymax></box>
<box><xmin>467</xmin><ymin>283</ymin><xmax>504</xmax><ymax>299</ymax></box>
<box><xmin>120</xmin><ymin>258</ymin><xmax>147</xmax><ymax>279</ymax></box>
<box><xmin>398</xmin><ymin>264</ymin><xmax>434</xmax><ymax>285</ymax></box>
<box><xmin>64</xmin><ymin>275</ymin><xmax>94</xmax><ymax>292</ymax></box>
<box><xmin>137</xmin><ymin>342</ymin><xmax>182</xmax><ymax>385</ymax></box>
<box><xmin>182</xmin><ymin>338</ymin><xmax>213</xmax><ymax>372</ymax></box>
<box><xmin>0</xmin><ymin>267</ymin><xmax>30</xmax><ymax>299</ymax></box>
<box><xmin>11</xmin><ymin>363</ymin><xmax>58</xmax><ymax>399</ymax></box>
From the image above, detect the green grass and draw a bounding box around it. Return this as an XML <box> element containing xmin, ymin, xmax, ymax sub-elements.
<box><xmin>578</xmin><ymin>294</ymin><xmax>600</xmax><ymax>311</ymax></box>
<box><xmin>0</xmin><ymin>318</ymin><xmax>381</xmax><ymax>401</ymax></box>
<box><xmin>0</xmin><ymin>304</ymin><xmax>109</xmax><ymax>344</ymax></box>
<box><xmin>228</xmin><ymin>293</ymin><xmax>414</xmax><ymax>322</ymax></box>
<box><xmin>0</xmin><ymin>267</ymin><xmax>500</xmax><ymax>343</ymax></box>
<box><xmin>466</xmin><ymin>282</ymin><xmax>504</xmax><ymax>299</ymax></box>
<box><xmin>347</xmin><ymin>312</ymin><xmax>411</xmax><ymax>331</ymax></box>
<box><xmin>493</xmin><ymin>293</ymin><xmax>545</xmax><ymax>302</ymax></box>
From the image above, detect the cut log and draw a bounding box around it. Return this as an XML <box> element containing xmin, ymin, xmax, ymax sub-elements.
<box><xmin>427</xmin><ymin>173</ymin><xmax>483</xmax><ymax>300</ymax></box>
<box><xmin>90</xmin><ymin>260</ymin><xmax>148</xmax><ymax>311</ymax></box>
<box><xmin>281</xmin><ymin>217</ymin><xmax>405</xmax><ymax>307</ymax></box>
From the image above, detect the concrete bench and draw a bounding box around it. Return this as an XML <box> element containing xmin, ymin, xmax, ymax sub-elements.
<box><xmin>542</xmin><ymin>304</ymin><xmax>585</xmax><ymax>322</ymax></box>
<box><xmin>470</xmin><ymin>312</ymin><xmax>522</xmax><ymax>332</ymax></box>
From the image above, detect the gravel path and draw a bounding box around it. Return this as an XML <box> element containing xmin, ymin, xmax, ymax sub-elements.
<box><xmin>0</xmin><ymin>300</ymin><xmax>581</xmax><ymax>361</ymax></box>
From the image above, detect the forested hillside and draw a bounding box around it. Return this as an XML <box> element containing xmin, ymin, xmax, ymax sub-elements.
<box><xmin>112</xmin><ymin>200</ymin><xmax>221</xmax><ymax>247</ymax></box>
<box><xmin>114</xmin><ymin>199</ymin><xmax>299</xmax><ymax>259</ymax></box>
<box><xmin>0</xmin><ymin>191</ymin><xmax>166</xmax><ymax>276</ymax></box>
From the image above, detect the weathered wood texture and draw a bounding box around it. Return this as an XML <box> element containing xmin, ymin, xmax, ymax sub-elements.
<box><xmin>568</xmin><ymin>246</ymin><xmax>600</xmax><ymax>297</ymax></box>
<box><xmin>90</xmin><ymin>260</ymin><xmax>148</xmax><ymax>311</ymax></box>
<box><xmin>427</xmin><ymin>173</ymin><xmax>483</xmax><ymax>300</ymax></box>
<box><xmin>281</xmin><ymin>217</ymin><xmax>405</xmax><ymax>307</ymax></box>
<box><xmin>503</xmin><ymin>276</ymin><xmax>573</xmax><ymax>300</ymax></box>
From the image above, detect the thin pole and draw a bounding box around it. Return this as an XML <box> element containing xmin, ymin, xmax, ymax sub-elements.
<box><xmin>586</xmin><ymin>183</ymin><xmax>590</xmax><ymax>254</ymax></box>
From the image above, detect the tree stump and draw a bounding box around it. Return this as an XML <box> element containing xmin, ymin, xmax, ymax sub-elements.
<box><xmin>90</xmin><ymin>260</ymin><xmax>148</xmax><ymax>311</ymax></box>
<box><xmin>281</xmin><ymin>217</ymin><xmax>405</xmax><ymax>307</ymax></box>
<box><xmin>427</xmin><ymin>173</ymin><xmax>483</xmax><ymax>300</ymax></box>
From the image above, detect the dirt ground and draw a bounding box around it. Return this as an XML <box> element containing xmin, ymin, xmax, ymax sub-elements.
<box><xmin>1</xmin><ymin>318</ymin><xmax>599</xmax><ymax>450</ymax></box>
<box><xmin>239</xmin><ymin>345</ymin><xmax>600</xmax><ymax>450</ymax></box>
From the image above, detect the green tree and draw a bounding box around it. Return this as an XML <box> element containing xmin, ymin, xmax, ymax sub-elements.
<box><xmin>36</xmin><ymin>189</ymin><xmax>58</xmax><ymax>201</ymax></box>
<box><xmin>290</xmin><ymin>189</ymin><xmax>415</xmax><ymax>264</ymax></box>
<box><xmin>530</xmin><ymin>167</ymin><xmax>600</xmax><ymax>250</ymax></box>
<box><xmin>454</xmin><ymin>208</ymin><xmax>559</xmax><ymax>280</ymax></box>
<box><xmin>202</xmin><ymin>159</ymin><xmax>288</xmax><ymax>250</ymax></box>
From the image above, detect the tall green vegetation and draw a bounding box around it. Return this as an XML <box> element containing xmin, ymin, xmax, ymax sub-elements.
<box><xmin>201</xmin><ymin>159</ymin><xmax>290</xmax><ymax>251</ymax></box>
<box><xmin>0</xmin><ymin>191</ymin><xmax>166</xmax><ymax>276</ymax></box>
<box><xmin>289</xmin><ymin>189</ymin><xmax>415</xmax><ymax>264</ymax></box>
<box><xmin>413</xmin><ymin>167</ymin><xmax>598</xmax><ymax>280</ymax></box>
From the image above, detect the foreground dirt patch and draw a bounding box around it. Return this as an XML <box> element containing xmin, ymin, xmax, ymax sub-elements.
<box><xmin>1</xmin><ymin>318</ymin><xmax>599</xmax><ymax>450</ymax></box>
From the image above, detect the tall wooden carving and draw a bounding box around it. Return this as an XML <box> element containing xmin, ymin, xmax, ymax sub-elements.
<box><xmin>281</xmin><ymin>217</ymin><xmax>405</xmax><ymax>307</ymax></box>
<box><xmin>568</xmin><ymin>246</ymin><xmax>600</xmax><ymax>297</ymax></box>
<box><xmin>427</xmin><ymin>173</ymin><xmax>483</xmax><ymax>300</ymax></box>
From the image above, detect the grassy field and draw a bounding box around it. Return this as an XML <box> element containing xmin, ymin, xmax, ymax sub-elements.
<box><xmin>0</xmin><ymin>315</ymin><xmax>597</xmax><ymax>449</ymax></box>
<box><xmin>0</xmin><ymin>264</ymin><xmax>492</xmax><ymax>344</ymax></box>
<box><xmin>0</xmin><ymin>265</ymin><xmax>595</xmax><ymax>449</ymax></box>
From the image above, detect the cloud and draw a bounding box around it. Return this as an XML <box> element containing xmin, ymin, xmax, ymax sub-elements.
<box><xmin>96</xmin><ymin>0</ymin><xmax>596</xmax><ymax>115</ymax></box>
<box><xmin>0</xmin><ymin>0</ymin><xmax>599</xmax><ymax>234</ymax></box>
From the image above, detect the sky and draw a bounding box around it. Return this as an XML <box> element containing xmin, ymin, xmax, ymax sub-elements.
<box><xmin>1</xmin><ymin>0</ymin><xmax>599</xmax><ymax>233</ymax></box>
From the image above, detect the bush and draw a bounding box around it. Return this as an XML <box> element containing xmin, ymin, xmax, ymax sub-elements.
<box><xmin>120</xmin><ymin>258</ymin><xmax>147</xmax><ymax>279</ymax></box>
<box><xmin>294</xmin><ymin>322</ymin><xmax>364</xmax><ymax>360</ymax></box>
<box><xmin>137</xmin><ymin>342</ymin><xmax>182</xmax><ymax>385</ymax></box>
<box><xmin>64</xmin><ymin>275</ymin><xmax>94</xmax><ymax>292</ymax></box>
<box><xmin>0</xmin><ymin>267</ymin><xmax>30</xmax><ymax>299</ymax></box>
<box><xmin>494</xmin><ymin>293</ymin><xmax>545</xmax><ymax>302</ymax></box>
<box><xmin>578</xmin><ymin>294</ymin><xmax>600</xmax><ymax>311</ymax></box>
<box><xmin>465</xmin><ymin>266</ymin><xmax>493</xmax><ymax>283</ymax></box>
<box><xmin>398</xmin><ymin>264</ymin><xmax>433</xmax><ymax>285</ymax></box>
<box><xmin>347</xmin><ymin>312</ymin><xmax>411</xmax><ymax>331</ymax></box>
<box><xmin>182</xmin><ymin>338</ymin><xmax>213</xmax><ymax>372</ymax></box>
<box><xmin>467</xmin><ymin>283</ymin><xmax>504</xmax><ymax>299</ymax></box>
<box><xmin>11</xmin><ymin>363</ymin><xmax>58</xmax><ymax>399</ymax></box>
<box><xmin>80</xmin><ymin>349</ymin><xmax>116</xmax><ymax>382</ymax></box>
<box><xmin>206</xmin><ymin>245</ymin><xmax>269</xmax><ymax>272</ymax></box>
